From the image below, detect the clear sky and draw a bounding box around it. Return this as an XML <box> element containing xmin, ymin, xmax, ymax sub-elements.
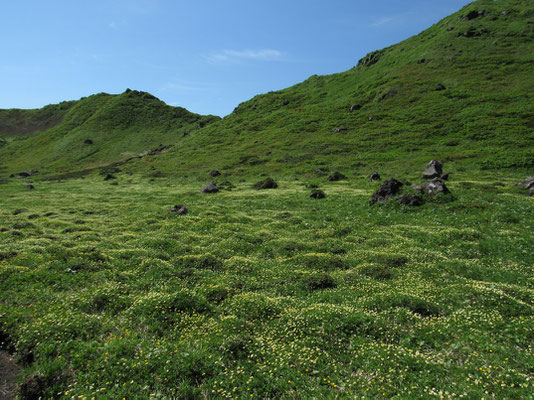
<box><xmin>1</xmin><ymin>1</ymin><xmax>472</xmax><ymax>116</ymax></box>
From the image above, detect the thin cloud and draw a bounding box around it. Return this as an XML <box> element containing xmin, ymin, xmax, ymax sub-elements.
<box><xmin>369</xmin><ymin>12</ymin><xmax>415</xmax><ymax>28</ymax></box>
<box><xmin>204</xmin><ymin>49</ymin><xmax>284</xmax><ymax>64</ymax></box>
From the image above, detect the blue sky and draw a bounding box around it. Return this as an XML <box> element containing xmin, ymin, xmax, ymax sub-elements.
<box><xmin>1</xmin><ymin>0</ymin><xmax>472</xmax><ymax>116</ymax></box>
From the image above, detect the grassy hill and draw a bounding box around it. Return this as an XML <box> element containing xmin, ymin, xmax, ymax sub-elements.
<box><xmin>129</xmin><ymin>0</ymin><xmax>533</xmax><ymax>179</ymax></box>
<box><xmin>0</xmin><ymin>90</ymin><xmax>220</xmax><ymax>174</ymax></box>
<box><xmin>2</xmin><ymin>0</ymin><xmax>533</xmax><ymax>180</ymax></box>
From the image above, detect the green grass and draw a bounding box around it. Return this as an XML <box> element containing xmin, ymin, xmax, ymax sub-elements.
<box><xmin>0</xmin><ymin>170</ymin><xmax>532</xmax><ymax>398</ymax></box>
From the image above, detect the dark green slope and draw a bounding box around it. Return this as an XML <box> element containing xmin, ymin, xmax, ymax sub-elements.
<box><xmin>134</xmin><ymin>0</ymin><xmax>534</xmax><ymax>178</ymax></box>
<box><xmin>0</xmin><ymin>90</ymin><xmax>219</xmax><ymax>173</ymax></box>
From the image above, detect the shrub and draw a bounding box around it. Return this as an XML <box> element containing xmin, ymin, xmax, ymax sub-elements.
<box><xmin>303</xmin><ymin>273</ymin><xmax>337</xmax><ymax>291</ymax></box>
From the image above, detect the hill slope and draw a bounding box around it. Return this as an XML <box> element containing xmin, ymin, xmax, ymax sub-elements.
<box><xmin>133</xmin><ymin>0</ymin><xmax>533</xmax><ymax>178</ymax></box>
<box><xmin>1</xmin><ymin>0</ymin><xmax>533</xmax><ymax>178</ymax></box>
<box><xmin>0</xmin><ymin>90</ymin><xmax>219</xmax><ymax>174</ymax></box>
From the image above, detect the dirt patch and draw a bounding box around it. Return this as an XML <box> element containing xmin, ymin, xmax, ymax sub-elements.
<box><xmin>0</xmin><ymin>351</ymin><xmax>20</xmax><ymax>400</ymax></box>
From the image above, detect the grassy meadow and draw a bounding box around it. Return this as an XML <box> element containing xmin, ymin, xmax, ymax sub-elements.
<box><xmin>0</xmin><ymin>170</ymin><xmax>532</xmax><ymax>399</ymax></box>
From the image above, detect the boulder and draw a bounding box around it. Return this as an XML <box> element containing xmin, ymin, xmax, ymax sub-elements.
<box><xmin>25</xmin><ymin>185</ymin><xmax>35</xmax><ymax>190</ymax></box>
<box><xmin>201</xmin><ymin>182</ymin><xmax>219</xmax><ymax>193</ymax></box>
<box><xmin>370</xmin><ymin>178</ymin><xmax>404</xmax><ymax>205</ymax></box>
<box><xmin>84</xmin><ymin>139</ymin><xmax>93</xmax><ymax>145</ymax></box>
<box><xmin>309</xmin><ymin>190</ymin><xmax>326</xmax><ymax>199</ymax></box>
<box><xmin>332</xmin><ymin>126</ymin><xmax>347</xmax><ymax>133</ymax></box>
<box><xmin>104</xmin><ymin>174</ymin><xmax>116</xmax><ymax>181</ymax></box>
<box><xmin>440</xmin><ymin>173</ymin><xmax>450</xmax><ymax>181</ymax></box>
<box><xmin>422</xmin><ymin>178</ymin><xmax>450</xmax><ymax>196</ymax></box>
<box><xmin>397</xmin><ymin>194</ymin><xmax>423</xmax><ymax>206</ymax></box>
<box><xmin>368</xmin><ymin>172</ymin><xmax>381</xmax><ymax>182</ymax></box>
<box><xmin>209</xmin><ymin>170</ymin><xmax>221</xmax><ymax>177</ymax></box>
<box><xmin>327</xmin><ymin>172</ymin><xmax>347</xmax><ymax>182</ymax></box>
<box><xmin>253</xmin><ymin>178</ymin><xmax>278</xmax><ymax>190</ymax></box>
<box><xmin>349</xmin><ymin>103</ymin><xmax>362</xmax><ymax>112</ymax></box>
<box><xmin>411</xmin><ymin>184</ymin><xmax>423</xmax><ymax>193</ymax></box>
<box><xmin>530</xmin><ymin>188</ymin><xmax>534</xmax><ymax>196</ymax></box>
<box><xmin>516</xmin><ymin>177</ymin><xmax>534</xmax><ymax>189</ymax></box>
<box><xmin>18</xmin><ymin>171</ymin><xmax>31</xmax><ymax>178</ymax></box>
<box><xmin>170</xmin><ymin>205</ymin><xmax>188</xmax><ymax>215</ymax></box>
<box><xmin>422</xmin><ymin>160</ymin><xmax>443</xmax><ymax>179</ymax></box>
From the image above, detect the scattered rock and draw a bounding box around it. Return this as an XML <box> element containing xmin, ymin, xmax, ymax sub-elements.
<box><xmin>209</xmin><ymin>170</ymin><xmax>221</xmax><ymax>177</ymax></box>
<box><xmin>25</xmin><ymin>185</ymin><xmax>35</xmax><ymax>190</ymax></box>
<box><xmin>411</xmin><ymin>184</ymin><xmax>423</xmax><ymax>193</ymax></box>
<box><xmin>462</xmin><ymin>10</ymin><xmax>487</xmax><ymax>21</ymax></box>
<box><xmin>253</xmin><ymin>178</ymin><xmax>278</xmax><ymax>190</ymax></box>
<box><xmin>332</xmin><ymin>126</ymin><xmax>347</xmax><ymax>133</ymax></box>
<box><xmin>147</xmin><ymin>145</ymin><xmax>172</xmax><ymax>156</ymax></box>
<box><xmin>314</xmin><ymin>168</ymin><xmax>326</xmax><ymax>175</ymax></box>
<box><xmin>397</xmin><ymin>194</ymin><xmax>424</xmax><ymax>206</ymax></box>
<box><xmin>170</xmin><ymin>205</ymin><xmax>188</xmax><ymax>215</ymax></box>
<box><xmin>441</xmin><ymin>173</ymin><xmax>450</xmax><ymax>181</ymax></box>
<box><xmin>309</xmin><ymin>190</ymin><xmax>326</xmax><ymax>199</ymax></box>
<box><xmin>502</xmin><ymin>10</ymin><xmax>510</xmax><ymax>16</ymax></box>
<box><xmin>422</xmin><ymin>178</ymin><xmax>450</xmax><ymax>196</ymax></box>
<box><xmin>358</xmin><ymin>50</ymin><xmax>383</xmax><ymax>68</ymax></box>
<box><xmin>422</xmin><ymin>160</ymin><xmax>443</xmax><ymax>179</ymax></box>
<box><xmin>368</xmin><ymin>172</ymin><xmax>381</xmax><ymax>182</ymax></box>
<box><xmin>12</xmin><ymin>209</ymin><xmax>28</xmax><ymax>215</ymax></box>
<box><xmin>201</xmin><ymin>182</ymin><xmax>219</xmax><ymax>193</ymax></box>
<box><xmin>447</xmin><ymin>27</ymin><xmax>455</xmax><ymax>31</ymax></box>
<box><xmin>9</xmin><ymin>174</ymin><xmax>14</xmax><ymax>178</ymax></box>
<box><xmin>418</xmin><ymin>58</ymin><xmax>426</xmax><ymax>64</ymax></box>
<box><xmin>327</xmin><ymin>172</ymin><xmax>347</xmax><ymax>182</ymax></box>
<box><xmin>17</xmin><ymin>172</ymin><xmax>31</xmax><ymax>178</ymax></box>
<box><xmin>84</xmin><ymin>139</ymin><xmax>93</xmax><ymax>145</ymax></box>
<box><xmin>459</xmin><ymin>27</ymin><xmax>485</xmax><ymax>38</ymax></box>
<box><xmin>349</xmin><ymin>103</ymin><xmax>362</xmax><ymax>112</ymax></box>
<box><xmin>104</xmin><ymin>174</ymin><xmax>116</xmax><ymax>181</ymax></box>
<box><xmin>370</xmin><ymin>178</ymin><xmax>404</xmax><ymax>205</ymax></box>
<box><xmin>435</xmin><ymin>83</ymin><xmax>446</xmax><ymax>91</ymax></box>
<box><xmin>530</xmin><ymin>187</ymin><xmax>534</xmax><ymax>196</ymax></box>
<box><xmin>516</xmin><ymin>177</ymin><xmax>534</xmax><ymax>189</ymax></box>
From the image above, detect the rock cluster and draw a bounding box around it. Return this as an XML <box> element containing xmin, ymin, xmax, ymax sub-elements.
<box><xmin>516</xmin><ymin>177</ymin><xmax>534</xmax><ymax>196</ymax></box>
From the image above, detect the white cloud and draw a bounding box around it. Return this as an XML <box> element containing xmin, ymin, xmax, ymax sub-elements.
<box><xmin>369</xmin><ymin>11</ymin><xmax>415</xmax><ymax>28</ymax></box>
<box><xmin>204</xmin><ymin>49</ymin><xmax>284</xmax><ymax>64</ymax></box>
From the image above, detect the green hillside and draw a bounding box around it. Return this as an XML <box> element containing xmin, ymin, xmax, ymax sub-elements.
<box><xmin>2</xmin><ymin>0</ymin><xmax>533</xmax><ymax>179</ymax></box>
<box><xmin>0</xmin><ymin>90</ymin><xmax>219</xmax><ymax>174</ymax></box>
<box><xmin>132</xmin><ymin>0</ymin><xmax>533</xmax><ymax>178</ymax></box>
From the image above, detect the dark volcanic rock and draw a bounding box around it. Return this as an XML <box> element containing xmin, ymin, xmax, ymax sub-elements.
<box><xmin>358</xmin><ymin>50</ymin><xmax>383</xmax><ymax>67</ymax></box>
<box><xmin>516</xmin><ymin>177</ymin><xmax>534</xmax><ymax>189</ymax></box>
<box><xmin>104</xmin><ymin>174</ymin><xmax>116</xmax><ymax>181</ymax></box>
<box><xmin>397</xmin><ymin>194</ymin><xmax>424</xmax><ymax>206</ymax></box>
<box><xmin>422</xmin><ymin>178</ymin><xmax>450</xmax><ymax>196</ymax></box>
<box><xmin>201</xmin><ymin>182</ymin><xmax>219</xmax><ymax>193</ymax></box>
<box><xmin>209</xmin><ymin>170</ymin><xmax>221</xmax><ymax>177</ymax></box>
<box><xmin>84</xmin><ymin>139</ymin><xmax>93</xmax><ymax>145</ymax></box>
<box><xmin>349</xmin><ymin>103</ymin><xmax>362</xmax><ymax>112</ymax></box>
<box><xmin>309</xmin><ymin>190</ymin><xmax>326</xmax><ymax>199</ymax></box>
<box><xmin>253</xmin><ymin>178</ymin><xmax>278</xmax><ymax>190</ymax></box>
<box><xmin>369</xmin><ymin>172</ymin><xmax>381</xmax><ymax>182</ymax></box>
<box><xmin>25</xmin><ymin>185</ymin><xmax>35</xmax><ymax>190</ymax></box>
<box><xmin>422</xmin><ymin>160</ymin><xmax>443</xmax><ymax>179</ymax></box>
<box><xmin>170</xmin><ymin>205</ymin><xmax>188</xmax><ymax>215</ymax></box>
<box><xmin>327</xmin><ymin>172</ymin><xmax>347</xmax><ymax>182</ymax></box>
<box><xmin>332</xmin><ymin>126</ymin><xmax>347</xmax><ymax>133</ymax></box>
<box><xmin>370</xmin><ymin>178</ymin><xmax>404</xmax><ymax>205</ymax></box>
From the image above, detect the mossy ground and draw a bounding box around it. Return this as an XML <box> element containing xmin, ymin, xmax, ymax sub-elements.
<box><xmin>0</xmin><ymin>169</ymin><xmax>532</xmax><ymax>399</ymax></box>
